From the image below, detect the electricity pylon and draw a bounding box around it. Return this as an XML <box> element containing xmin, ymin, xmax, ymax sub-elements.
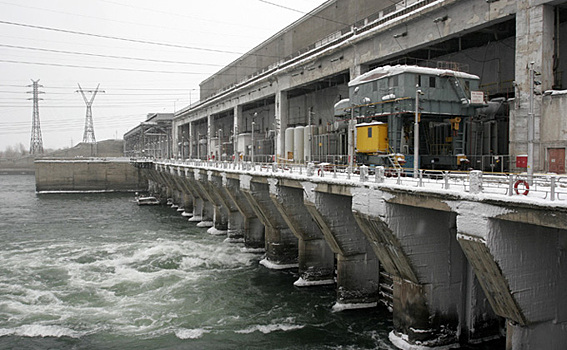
<box><xmin>28</xmin><ymin>79</ymin><xmax>44</xmax><ymax>155</ymax></box>
<box><xmin>77</xmin><ymin>83</ymin><xmax>104</xmax><ymax>144</ymax></box>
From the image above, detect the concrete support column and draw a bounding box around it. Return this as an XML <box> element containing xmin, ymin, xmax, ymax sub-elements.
<box><xmin>182</xmin><ymin>192</ymin><xmax>193</xmax><ymax>218</ymax></box>
<box><xmin>275</xmin><ymin>90</ymin><xmax>288</xmax><ymax>162</ymax></box>
<box><xmin>188</xmin><ymin>122</ymin><xmax>193</xmax><ymax>159</ymax></box>
<box><xmin>207</xmin><ymin>114</ymin><xmax>212</xmax><ymax>161</ymax></box>
<box><xmin>349</xmin><ymin>64</ymin><xmax>362</xmax><ymax>80</ymax></box>
<box><xmin>224</xmin><ymin>176</ymin><xmax>265</xmax><ymax>249</ymax></box>
<box><xmin>302</xmin><ymin>183</ymin><xmax>379</xmax><ymax>310</ymax></box>
<box><xmin>233</xmin><ymin>105</ymin><xmax>242</xmax><ymax>161</ymax></box>
<box><xmin>352</xmin><ymin>189</ymin><xmax>499</xmax><ymax>348</ymax></box>
<box><xmin>240</xmin><ymin>175</ymin><xmax>298</xmax><ymax>268</ymax></box>
<box><xmin>190</xmin><ymin>169</ymin><xmax>216</xmax><ymax>228</ymax></box>
<box><xmin>184</xmin><ymin>169</ymin><xmax>213</xmax><ymax>225</ymax></box>
<box><xmin>510</xmin><ymin>2</ymin><xmax>555</xmax><ymax>172</ymax></box>
<box><xmin>269</xmin><ymin>179</ymin><xmax>334</xmax><ymax>286</ymax></box>
<box><xmin>455</xmin><ymin>202</ymin><xmax>567</xmax><ymax>350</ymax></box>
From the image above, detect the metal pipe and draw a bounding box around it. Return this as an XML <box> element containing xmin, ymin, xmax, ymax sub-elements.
<box><xmin>528</xmin><ymin>62</ymin><xmax>534</xmax><ymax>185</ymax></box>
<box><xmin>414</xmin><ymin>87</ymin><xmax>423</xmax><ymax>178</ymax></box>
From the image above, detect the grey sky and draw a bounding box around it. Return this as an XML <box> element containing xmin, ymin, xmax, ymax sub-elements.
<box><xmin>0</xmin><ymin>0</ymin><xmax>327</xmax><ymax>151</ymax></box>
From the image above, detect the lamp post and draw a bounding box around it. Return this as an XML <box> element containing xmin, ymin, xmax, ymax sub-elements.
<box><xmin>527</xmin><ymin>62</ymin><xmax>535</xmax><ymax>184</ymax></box>
<box><xmin>251</xmin><ymin>121</ymin><xmax>256</xmax><ymax>165</ymax></box>
<box><xmin>251</xmin><ymin>112</ymin><xmax>257</xmax><ymax>165</ymax></box>
<box><xmin>348</xmin><ymin>104</ymin><xmax>355</xmax><ymax>172</ymax></box>
<box><xmin>233</xmin><ymin>125</ymin><xmax>238</xmax><ymax>163</ymax></box>
<box><xmin>414</xmin><ymin>86</ymin><xmax>424</xmax><ymax>178</ymax></box>
<box><xmin>217</xmin><ymin>128</ymin><xmax>222</xmax><ymax>160</ymax></box>
<box><xmin>308</xmin><ymin>108</ymin><xmax>313</xmax><ymax>163</ymax></box>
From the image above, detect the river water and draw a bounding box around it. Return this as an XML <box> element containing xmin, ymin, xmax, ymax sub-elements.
<box><xmin>0</xmin><ymin>175</ymin><xmax>395</xmax><ymax>349</ymax></box>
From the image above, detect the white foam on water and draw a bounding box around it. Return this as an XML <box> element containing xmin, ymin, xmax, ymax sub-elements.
<box><xmin>174</xmin><ymin>327</ymin><xmax>210</xmax><ymax>339</ymax></box>
<box><xmin>388</xmin><ymin>331</ymin><xmax>459</xmax><ymax>350</ymax></box>
<box><xmin>259</xmin><ymin>258</ymin><xmax>298</xmax><ymax>270</ymax></box>
<box><xmin>332</xmin><ymin>302</ymin><xmax>378</xmax><ymax>312</ymax></box>
<box><xmin>0</xmin><ymin>325</ymin><xmax>84</xmax><ymax>338</ymax></box>
<box><xmin>235</xmin><ymin>323</ymin><xmax>305</xmax><ymax>334</ymax></box>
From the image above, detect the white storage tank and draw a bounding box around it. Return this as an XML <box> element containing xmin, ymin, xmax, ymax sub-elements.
<box><xmin>237</xmin><ymin>133</ymin><xmax>251</xmax><ymax>155</ymax></box>
<box><xmin>210</xmin><ymin>137</ymin><xmax>219</xmax><ymax>155</ymax></box>
<box><xmin>285</xmin><ymin>128</ymin><xmax>294</xmax><ymax>161</ymax></box>
<box><xmin>294</xmin><ymin>126</ymin><xmax>304</xmax><ymax>163</ymax></box>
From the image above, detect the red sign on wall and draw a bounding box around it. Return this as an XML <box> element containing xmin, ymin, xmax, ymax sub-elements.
<box><xmin>516</xmin><ymin>155</ymin><xmax>528</xmax><ymax>168</ymax></box>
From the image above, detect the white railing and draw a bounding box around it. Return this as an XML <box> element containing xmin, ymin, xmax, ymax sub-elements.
<box><xmin>141</xmin><ymin>158</ymin><xmax>567</xmax><ymax>204</ymax></box>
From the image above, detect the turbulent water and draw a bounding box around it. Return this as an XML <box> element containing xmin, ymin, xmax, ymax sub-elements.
<box><xmin>0</xmin><ymin>175</ymin><xmax>395</xmax><ymax>350</ymax></box>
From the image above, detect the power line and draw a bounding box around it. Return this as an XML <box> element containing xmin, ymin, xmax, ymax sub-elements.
<box><xmin>0</xmin><ymin>20</ymin><xmax>281</xmax><ymax>58</ymax></box>
<box><xmin>0</xmin><ymin>44</ymin><xmax>234</xmax><ymax>67</ymax></box>
<box><xmin>0</xmin><ymin>0</ymin><xmax>258</xmax><ymax>41</ymax></box>
<box><xmin>0</xmin><ymin>59</ymin><xmax>215</xmax><ymax>75</ymax></box>
<box><xmin>0</xmin><ymin>84</ymin><xmax>200</xmax><ymax>92</ymax></box>
<box><xmin>258</xmin><ymin>0</ymin><xmax>349</xmax><ymax>26</ymax></box>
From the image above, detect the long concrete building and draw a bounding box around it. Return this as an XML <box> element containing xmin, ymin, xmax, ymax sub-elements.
<box><xmin>173</xmin><ymin>0</ymin><xmax>567</xmax><ymax>174</ymax></box>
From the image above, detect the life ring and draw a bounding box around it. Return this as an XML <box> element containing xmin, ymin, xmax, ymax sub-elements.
<box><xmin>317</xmin><ymin>168</ymin><xmax>324</xmax><ymax>176</ymax></box>
<box><xmin>514</xmin><ymin>180</ymin><xmax>530</xmax><ymax>195</ymax></box>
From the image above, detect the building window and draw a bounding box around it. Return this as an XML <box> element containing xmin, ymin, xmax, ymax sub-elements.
<box><xmin>368</xmin><ymin>127</ymin><xmax>372</xmax><ymax>138</ymax></box>
<box><xmin>388</xmin><ymin>75</ymin><xmax>398</xmax><ymax>88</ymax></box>
<box><xmin>429</xmin><ymin>76</ymin><xmax>436</xmax><ymax>88</ymax></box>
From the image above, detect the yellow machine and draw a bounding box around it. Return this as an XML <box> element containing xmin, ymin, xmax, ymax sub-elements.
<box><xmin>356</xmin><ymin>122</ymin><xmax>388</xmax><ymax>154</ymax></box>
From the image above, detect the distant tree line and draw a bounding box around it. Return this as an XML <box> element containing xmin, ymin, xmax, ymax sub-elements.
<box><xmin>0</xmin><ymin>143</ymin><xmax>52</xmax><ymax>159</ymax></box>
<box><xmin>0</xmin><ymin>143</ymin><xmax>28</xmax><ymax>159</ymax></box>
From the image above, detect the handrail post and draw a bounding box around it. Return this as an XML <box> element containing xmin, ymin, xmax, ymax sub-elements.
<box><xmin>470</xmin><ymin>170</ymin><xmax>483</xmax><ymax>194</ymax></box>
<box><xmin>360</xmin><ymin>165</ymin><xmax>368</xmax><ymax>182</ymax></box>
<box><xmin>376</xmin><ymin>166</ymin><xmax>385</xmax><ymax>183</ymax></box>
<box><xmin>508</xmin><ymin>175</ymin><xmax>514</xmax><ymax>196</ymax></box>
<box><xmin>550</xmin><ymin>176</ymin><xmax>556</xmax><ymax>201</ymax></box>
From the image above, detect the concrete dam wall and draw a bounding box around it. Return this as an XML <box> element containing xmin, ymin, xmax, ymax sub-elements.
<box><xmin>35</xmin><ymin>158</ymin><xmax>147</xmax><ymax>193</ymax></box>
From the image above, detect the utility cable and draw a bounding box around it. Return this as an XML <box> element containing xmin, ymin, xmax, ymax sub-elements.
<box><xmin>258</xmin><ymin>0</ymin><xmax>349</xmax><ymax>26</ymax></box>
<box><xmin>0</xmin><ymin>44</ymin><xmax>232</xmax><ymax>67</ymax></box>
<box><xmin>0</xmin><ymin>59</ymin><xmax>214</xmax><ymax>75</ymax></box>
<box><xmin>0</xmin><ymin>20</ymin><xmax>243</xmax><ymax>55</ymax></box>
<box><xmin>0</xmin><ymin>20</ymin><xmax>280</xmax><ymax>58</ymax></box>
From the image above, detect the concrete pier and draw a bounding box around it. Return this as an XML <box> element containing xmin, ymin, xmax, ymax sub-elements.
<box><xmin>303</xmin><ymin>183</ymin><xmax>380</xmax><ymax>310</ymax></box>
<box><xmin>207</xmin><ymin>172</ymin><xmax>244</xmax><ymax>241</ymax></box>
<box><xmin>268</xmin><ymin>178</ymin><xmax>335</xmax><ymax>286</ymax></box>
<box><xmin>456</xmin><ymin>202</ymin><xmax>567</xmax><ymax>349</ymax></box>
<box><xmin>352</xmin><ymin>188</ymin><xmax>500</xmax><ymax>346</ymax></box>
<box><xmin>240</xmin><ymin>175</ymin><xmax>298</xmax><ymax>268</ymax></box>
<box><xmin>137</xmin><ymin>160</ymin><xmax>567</xmax><ymax>349</ymax></box>
<box><xmin>223</xmin><ymin>175</ymin><xmax>265</xmax><ymax>249</ymax></box>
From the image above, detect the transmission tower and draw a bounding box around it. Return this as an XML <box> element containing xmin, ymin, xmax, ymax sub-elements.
<box><xmin>28</xmin><ymin>79</ymin><xmax>44</xmax><ymax>155</ymax></box>
<box><xmin>77</xmin><ymin>83</ymin><xmax>104</xmax><ymax>144</ymax></box>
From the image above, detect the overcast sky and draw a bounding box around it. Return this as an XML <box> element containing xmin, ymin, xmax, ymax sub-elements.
<box><xmin>0</xmin><ymin>0</ymin><xmax>327</xmax><ymax>151</ymax></box>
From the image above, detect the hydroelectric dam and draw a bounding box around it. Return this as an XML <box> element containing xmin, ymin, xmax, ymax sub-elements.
<box><xmin>134</xmin><ymin>159</ymin><xmax>567</xmax><ymax>350</ymax></box>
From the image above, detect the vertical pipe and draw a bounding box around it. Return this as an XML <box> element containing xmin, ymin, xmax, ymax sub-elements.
<box><xmin>528</xmin><ymin>62</ymin><xmax>535</xmax><ymax>185</ymax></box>
<box><xmin>414</xmin><ymin>87</ymin><xmax>422</xmax><ymax>178</ymax></box>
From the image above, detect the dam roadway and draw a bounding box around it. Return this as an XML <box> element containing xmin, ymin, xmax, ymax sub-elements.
<box><xmin>137</xmin><ymin>159</ymin><xmax>567</xmax><ymax>349</ymax></box>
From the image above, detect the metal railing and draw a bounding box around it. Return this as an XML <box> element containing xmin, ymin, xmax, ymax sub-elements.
<box><xmin>147</xmin><ymin>158</ymin><xmax>567</xmax><ymax>204</ymax></box>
